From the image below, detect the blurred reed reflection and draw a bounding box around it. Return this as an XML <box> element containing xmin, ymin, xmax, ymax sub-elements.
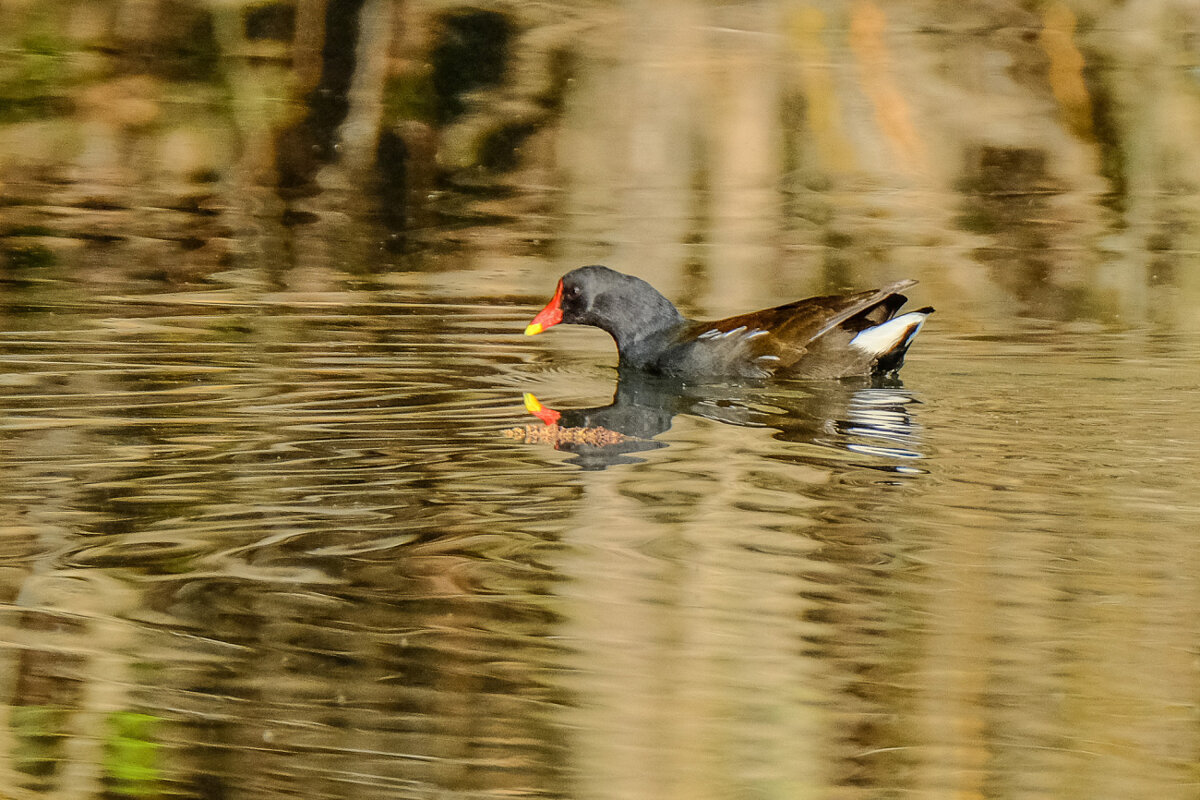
<box><xmin>2</xmin><ymin>0</ymin><xmax>1200</xmax><ymax>798</ymax></box>
<box><xmin>1</xmin><ymin>0</ymin><xmax>1199</xmax><ymax>328</ymax></box>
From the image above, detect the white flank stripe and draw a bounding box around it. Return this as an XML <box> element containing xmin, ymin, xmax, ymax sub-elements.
<box><xmin>849</xmin><ymin>312</ymin><xmax>929</xmax><ymax>356</ymax></box>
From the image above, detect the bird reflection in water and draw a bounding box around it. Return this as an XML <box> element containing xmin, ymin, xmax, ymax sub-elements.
<box><xmin>512</xmin><ymin>371</ymin><xmax>925</xmax><ymax>471</ymax></box>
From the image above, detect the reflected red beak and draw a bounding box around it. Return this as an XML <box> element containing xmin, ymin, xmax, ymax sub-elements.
<box><xmin>523</xmin><ymin>393</ymin><xmax>561</xmax><ymax>426</ymax></box>
<box><xmin>524</xmin><ymin>279</ymin><xmax>564</xmax><ymax>335</ymax></box>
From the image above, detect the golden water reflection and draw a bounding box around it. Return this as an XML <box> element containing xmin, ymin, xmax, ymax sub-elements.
<box><xmin>2</xmin><ymin>298</ymin><xmax>1198</xmax><ymax>798</ymax></box>
<box><xmin>2</xmin><ymin>0</ymin><xmax>1200</xmax><ymax>798</ymax></box>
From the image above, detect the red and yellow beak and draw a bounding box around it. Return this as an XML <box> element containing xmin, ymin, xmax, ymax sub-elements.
<box><xmin>524</xmin><ymin>279</ymin><xmax>564</xmax><ymax>335</ymax></box>
<box><xmin>523</xmin><ymin>392</ymin><xmax>561</xmax><ymax>426</ymax></box>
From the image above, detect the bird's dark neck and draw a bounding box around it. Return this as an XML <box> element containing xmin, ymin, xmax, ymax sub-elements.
<box><xmin>614</xmin><ymin>309</ymin><xmax>691</xmax><ymax>367</ymax></box>
<box><xmin>597</xmin><ymin>281</ymin><xmax>686</xmax><ymax>366</ymax></box>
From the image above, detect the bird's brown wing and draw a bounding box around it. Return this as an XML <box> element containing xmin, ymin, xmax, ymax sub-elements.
<box><xmin>685</xmin><ymin>281</ymin><xmax>916</xmax><ymax>375</ymax></box>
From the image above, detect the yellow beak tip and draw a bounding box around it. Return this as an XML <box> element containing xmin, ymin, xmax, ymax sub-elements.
<box><xmin>524</xmin><ymin>323</ymin><xmax>543</xmax><ymax>336</ymax></box>
<box><xmin>523</xmin><ymin>393</ymin><xmax>542</xmax><ymax>413</ymax></box>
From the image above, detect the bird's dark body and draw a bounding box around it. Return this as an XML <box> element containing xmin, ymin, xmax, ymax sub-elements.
<box><xmin>527</xmin><ymin>265</ymin><xmax>931</xmax><ymax>381</ymax></box>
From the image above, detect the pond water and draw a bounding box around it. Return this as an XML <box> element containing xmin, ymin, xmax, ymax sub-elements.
<box><xmin>3</xmin><ymin>1</ymin><xmax>1200</xmax><ymax>799</ymax></box>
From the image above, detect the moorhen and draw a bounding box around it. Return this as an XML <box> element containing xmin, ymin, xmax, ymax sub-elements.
<box><xmin>524</xmin><ymin>265</ymin><xmax>932</xmax><ymax>380</ymax></box>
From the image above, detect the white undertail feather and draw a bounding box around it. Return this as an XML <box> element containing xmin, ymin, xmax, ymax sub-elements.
<box><xmin>849</xmin><ymin>311</ymin><xmax>930</xmax><ymax>357</ymax></box>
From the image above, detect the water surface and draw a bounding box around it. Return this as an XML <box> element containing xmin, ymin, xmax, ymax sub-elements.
<box><xmin>3</xmin><ymin>1</ymin><xmax>1200</xmax><ymax>799</ymax></box>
